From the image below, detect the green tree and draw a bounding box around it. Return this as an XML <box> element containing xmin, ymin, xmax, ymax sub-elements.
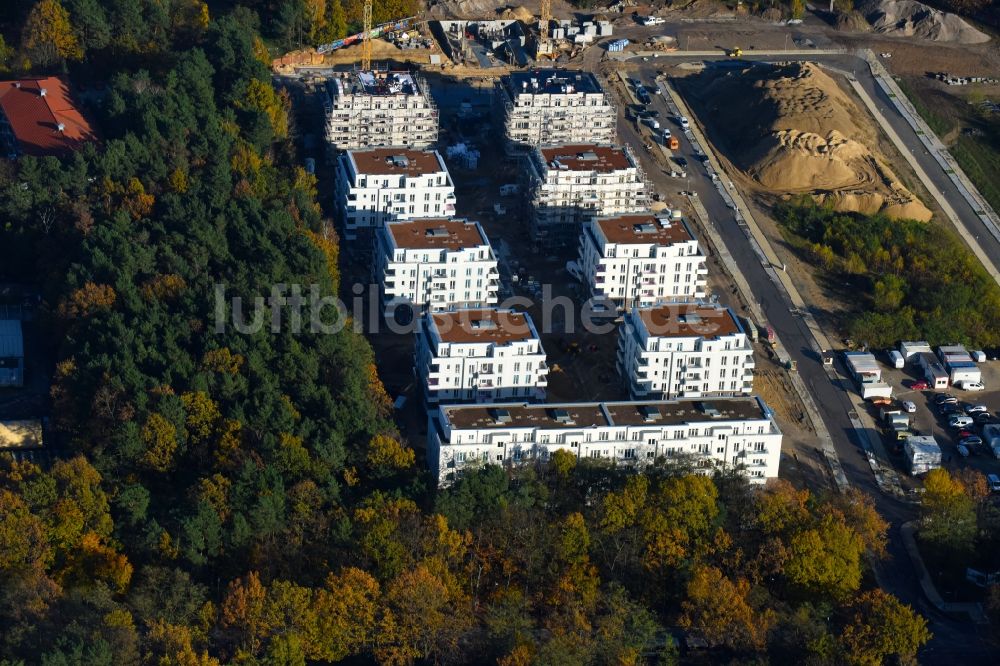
<box><xmin>839</xmin><ymin>590</ymin><xmax>931</xmax><ymax>665</ymax></box>
<box><xmin>921</xmin><ymin>468</ymin><xmax>977</xmax><ymax>555</ymax></box>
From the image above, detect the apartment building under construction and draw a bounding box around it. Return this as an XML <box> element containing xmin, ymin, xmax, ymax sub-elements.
<box><xmin>497</xmin><ymin>68</ymin><xmax>616</xmax><ymax>151</ymax></box>
<box><xmin>324</xmin><ymin>69</ymin><xmax>439</xmax><ymax>152</ymax></box>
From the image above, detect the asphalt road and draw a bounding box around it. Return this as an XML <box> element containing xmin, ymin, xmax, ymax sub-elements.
<box><xmin>616</xmin><ymin>63</ymin><xmax>997</xmax><ymax>661</ymax></box>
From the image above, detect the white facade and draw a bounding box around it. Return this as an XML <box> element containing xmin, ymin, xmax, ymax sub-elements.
<box><xmin>579</xmin><ymin>213</ymin><xmax>708</xmax><ymax>308</ymax></box>
<box><xmin>376</xmin><ymin>218</ymin><xmax>499</xmax><ymax>313</ymax></box>
<box><xmin>428</xmin><ymin>397</ymin><xmax>782</xmax><ymax>486</ymax></box>
<box><xmin>415</xmin><ymin>308</ymin><xmax>548</xmax><ymax>404</ymax></box>
<box><xmin>618</xmin><ymin>303</ymin><xmax>754</xmax><ymax>399</ymax></box>
<box><xmin>335</xmin><ymin>148</ymin><xmax>456</xmax><ymax>237</ymax></box>
<box><xmin>324</xmin><ymin>70</ymin><xmax>438</xmax><ymax>151</ymax></box>
<box><xmin>498</xmin><ymin>69</ymin><xmax>616</xmax><ymax>150</ymax></box>
<box><xmin>526</xmin><ymin>144</ymin><xmax>648</xmax><ymax>245</ymax></box>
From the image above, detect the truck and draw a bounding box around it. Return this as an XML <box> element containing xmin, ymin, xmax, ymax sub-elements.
<box><xmin>668</xmin><ymin>136</ymin><xmax>679</xmax><ymax>150</ymax></box>
<box><xmin>741</xmin><ymin>317</ymin><xmax>759</xmax><ymax>343</ymax></box>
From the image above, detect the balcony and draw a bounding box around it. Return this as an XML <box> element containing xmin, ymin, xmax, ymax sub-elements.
<box><xmin>744</xmin><ymin>357</ymin><xmax>755</xmax><ymax>369</ymax></box>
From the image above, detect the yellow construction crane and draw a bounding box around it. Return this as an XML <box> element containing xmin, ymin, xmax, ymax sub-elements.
<box><xmin>361</xmin><ymin>0</ymin><xmax>373</xmax><ymax>72</ymax></box>
<box><xmin>538</xmin><ymin>0</ymin><xmax>552</xmax><ymax>58</ymax></box>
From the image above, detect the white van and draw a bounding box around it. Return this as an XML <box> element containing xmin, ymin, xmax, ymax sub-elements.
<box><xmin>888</xmin><ymin>350</ymin><xmax>904</xmax><ymax>369</ymax></box>
<box><xmin>988</xmin><ymin>473</ymin><xmax>1000</xmax><ymax>493</ymax></box>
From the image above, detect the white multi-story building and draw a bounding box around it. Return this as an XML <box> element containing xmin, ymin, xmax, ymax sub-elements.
<box><xmin>415</xmin><ymin>308</ymin><xmax>548</xmax><ymax>404</ymax></box>
<box><xmin>526</xmin><ymin>144</ymin><xmax>648</xmax><ymax>245</ymax></box>
<box><xmin>376</xmin><ymin>218</ymin><xmax>499</xmax><ymax>313</ymax></box>
<box><xmin>428</xmin><ymin>397</ymin><xmax>782</xmax><ymax>485</ymax></box>
<box><xmin>579</xmin><ymin>213</ymin><xmax>708</xmax><ymax>309</ymax></box>
<box><xmin>618</xmin><ymin>303</ymin><xmax>755</xmax><ymax>400</ymax></box>
<box><xmin>335</xmin><ymin>148</ymin><xmax>456</xmax><ymax>238</ymax></box>
<box><xmin>498</xmin><ymin>69</ymin><xmax>616</xmax><ymax>150</ymax></box>
<box><xmin>324</xmin><ymin>70</ymin><xmax>438</xmax><ymax>151</ymax></box>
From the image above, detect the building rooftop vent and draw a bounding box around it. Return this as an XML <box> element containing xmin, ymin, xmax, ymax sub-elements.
<box><xmin>39</xmin><ymin>88</ymin><xmax>47</xmax><ymax>97</ymax></box>
<box><xmin>56</xmin><ymin>123</ymin><xmax>65</xmax><ymax>132</ymax></box>
<box><xmin>550</xmin><ymin>408</ymin><xmax>574</xmax><ymax>424</ymax></box>
<box><xmin>698</xmin><ymin>402</ymin><xmax>723</xmax><ymax>419</ymax></box>
<box><xmin>491</xmin><ymin>408</ymin><xmax>512</xmax><ymax>424</ymax></box>
<box><xmin>639</xmin><ymin>405</ymin><xmax>661</xmax><ymax>422</ymax></box>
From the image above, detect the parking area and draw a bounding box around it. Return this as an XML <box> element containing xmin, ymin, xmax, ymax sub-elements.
<box><xmin>866</xmin><ymin>355</ymin><xmax>1000</xmax><ymax>479</ymax></box>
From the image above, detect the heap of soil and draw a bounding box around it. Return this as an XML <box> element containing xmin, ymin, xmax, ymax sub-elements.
<box><xmin>692</xmin><ymin>62</ymin><xmax>932</xmax><ymax>221</ymax></box>
<box><xmin>500</xmin><ymin>5</ymin><xmax>535</xmax><ymax>22</ymax></box>
<box><xmin>858</xmin><ymin>0</ymin><xmax>990</xmax><ymax>44</ymax></box>
<box><xmin>835</xmin><ymin>10</ymin><xmax>872</xmax><ymax>33</ymax></box>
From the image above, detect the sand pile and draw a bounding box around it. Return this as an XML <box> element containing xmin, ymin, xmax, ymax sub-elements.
<box><xmin>693</xmin><ymin>62</ymin><xmax>931</xmax><ymax>221</ymax></box>
<box><xmin>500</xmin><ymin>5</ymin><xmax>536</xmax><ymax>22</ymax></box>
<box><xmin>859</xmin><ymin>0</ymin><xmax>990</xmax><ymax>44</ymax></box>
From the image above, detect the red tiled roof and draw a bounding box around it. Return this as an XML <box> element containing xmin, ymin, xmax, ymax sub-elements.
<box><xmin>0</xmin><ymin>77</ymin><xmax>97</xmax><ymax>157</ymax></box>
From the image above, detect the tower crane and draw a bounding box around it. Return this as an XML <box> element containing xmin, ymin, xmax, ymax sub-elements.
<box><xmin>361</xmin><ymin>0</ymin><xmax>373</xmax><ymax>71</ymax></box>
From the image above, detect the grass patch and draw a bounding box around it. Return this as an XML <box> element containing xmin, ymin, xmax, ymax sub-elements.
<box><xmin>895</xmin><ymin>77</ymin><xmax>957</xmax><ymax>137</ymax></box>
<box><xmin>952</xmin><ymin>133</ymin><xmax>1000</xmax><ymax>215</ymax></box>
<box><xmin>894</xmin><ymin>77</ymin><xmax>1000</xmax><ymax>214</ymax></box>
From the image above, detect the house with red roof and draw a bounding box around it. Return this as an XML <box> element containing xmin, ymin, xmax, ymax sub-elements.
<box><xmin>0</xmin><ymin>76</ymin><xmax>97</xmax><ymax>158</ymax></box>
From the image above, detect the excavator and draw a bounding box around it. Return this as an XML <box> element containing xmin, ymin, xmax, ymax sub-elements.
<box><xmin>728</xmin><ymin>47</ymin><xmax>743</xmax><ymax>57</ymax></box>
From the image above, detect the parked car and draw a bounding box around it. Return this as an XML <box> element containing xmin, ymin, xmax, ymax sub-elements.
<box><xmin>663</xmin><ymin>128</ymin><xmax>672</xmax><ymax>139</ymax></box>
<box><xmin>974</xmin><ymin>412</ymin><xmax>994</xmax><ymax>424</ymax></box>
<box><xmin>674</xmin><ymin>157</ymin><xmax>688</xmax><ymax>167</ymax></box>
<box><xmin>937</xmin><ymin>403</ymin><xmax>961</xmax><ymax>416</ymax></box>
<box><xmin>988</xmin><ymin>474</ymin><xmax>1000</xmax><ymax>493</ymax></box>
<box><xmin>909</xmin><ymin>380</ymin><xmax>930</xmax><ymax>390</ymax></box>
<box><xmin>964</xmin><ymin>404</ymin><xmax>989</xmax><ymax>414</ymax></box>
<box><xmin>902</xmin><ymin>401</ymin><xmax>917</xmax><ymax>413</ymax></box>
<box><xmin>679</xmin><ymin>116</ymin><xmax>690</xmax><ymax>129</ymax></box>
<box><xmin>960</xmin><ymin>436</ymin><xmax>983</xmax><ymax>448</ymax></box>
<box><xmin>934</xmin><ymin>393</ymin><xmax>958</xmax><ymax>405</ymax></box>
<box><xmin>949</xmin><ymin>415</ymin><xmax>974</xmax><ymax>429</ymax></box>
<box><xmin>958</xmin><ymin>380</ymin><xmax>985</xmax><ymax>391</ymax></box>
<box><xmin>957</xmin><ymin>444</ymin><xmax>971</xmax><ymax>458</ymax></box>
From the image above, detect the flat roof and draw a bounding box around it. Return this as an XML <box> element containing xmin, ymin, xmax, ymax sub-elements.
<box><xmin>330</xmin><ymin>70</ymin><xmax>423</xmax><ymax>96</ymax></box>
<box><xmin>539</xmin><ymin>145</ymin><xmax>632</xmax><ymax>172</ymax></box>
<box><xmin>505</xmin><ymin>69</ymin><xmax>604</xmax><ymax>95</ymax></box>
<box><xmin>441</xmin><ymin>397</ymin><xmax>770</xmax><ymax>431</ymax></box>
<box><xmin>0</xmin><ymin>77</ymin><xmax>97</xmax><ymax>156</ymax></box>
<box><xmin>595</xmin><ymin>214</ymin><xmax>695</xmax><ymax>246</ymax></box>
<box><xmin>430</xmin><ymin>309</ymin><xmax>536</xmax><ymax>345</ymax></box>
<box><xmin>0</xmin><ymin>320</ymin><xmax>23</xmax><ymax>357</ymax></box>
<box><xmin>349</xmin><ymin>148</ymin><xmax>443</xmax><ymax>176</ymax></box>
<box><xmin>387</xmin><ymin>218</ymin><xmax>487</xmax><ymax>250</ymax></box>
<box><xmin>635</xmin><ymin>303</ymin><xmax>741</xmax><ymax>339</ymax></box>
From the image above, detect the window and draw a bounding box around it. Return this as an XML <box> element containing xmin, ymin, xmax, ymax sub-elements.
<box><xmin>623</xmin><ymin>449</ymin><xmax>636</xmax><ymax>459</ymax></box>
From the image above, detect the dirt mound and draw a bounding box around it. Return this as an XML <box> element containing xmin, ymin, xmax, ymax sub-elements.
<box><xmin>835</xmin><ymin>10</ymin><xmax>872</xmax><ymax>33</ymax></box>
<box><xmin>858</xmin><ymin>0</ymin><xmax>990</xmax><ymax>44</ymax></box>
<box><xmin>692</xmin><ymin>62</ymin><xmax>931</xmax><ymax>221</ymax></box>
<box><xmin>500</xmin><ymin>5</ymin><xmax>535</xmax><ymax>22</ymax></box>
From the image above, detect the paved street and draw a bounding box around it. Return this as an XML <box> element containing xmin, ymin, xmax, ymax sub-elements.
<box><xmin>611</xmin><ymin>60</ymin><xmax>996</xmax><ymax>661</ymax></box>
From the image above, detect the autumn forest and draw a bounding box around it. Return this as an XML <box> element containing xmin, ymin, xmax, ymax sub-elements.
<box><xmin>0</xmin><ymin>1</ymin><xmax>935</xmax><ymax>665</ymax></box>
